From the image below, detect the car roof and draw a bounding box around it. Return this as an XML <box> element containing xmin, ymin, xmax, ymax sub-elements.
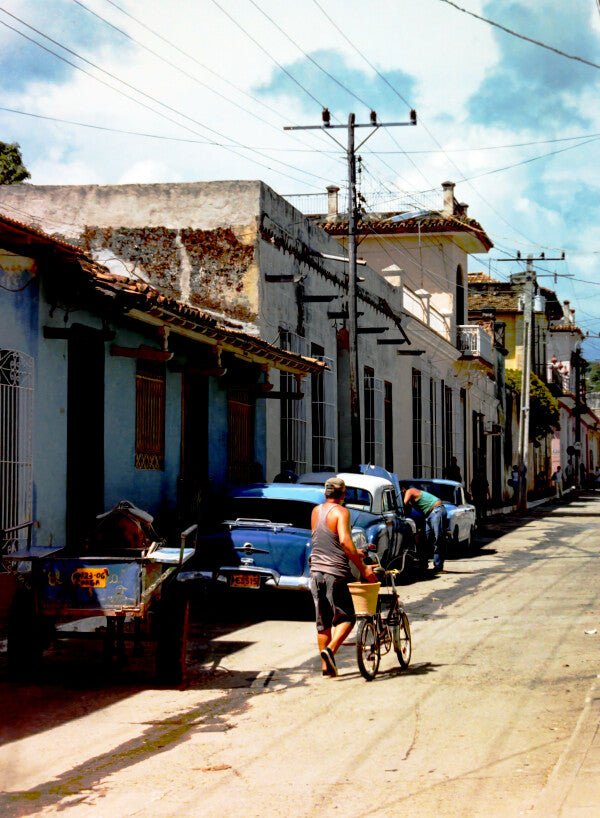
<box><xmin>227</xmin><ymin>483</ymin><xmax>326</xmax><ymax>504</ymax></box>
<box><xmin>298</xmin><ymin>472</ymin><xmax>392</xmax><ymax>492</ymax></box>
<box><xmin>405</xmin><ymin>478</ymin><xmax>462</xmax><ymax>488</ymax></box>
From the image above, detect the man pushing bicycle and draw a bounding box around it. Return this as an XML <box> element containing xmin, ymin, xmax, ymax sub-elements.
<box><xmin>310</xmin><ymin>477</ymin><xmax>378</xmax><ymax>677</ymax></box>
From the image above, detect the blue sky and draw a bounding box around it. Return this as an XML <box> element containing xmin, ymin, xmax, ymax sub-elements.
<box><xmin>2</xmin><ymin>0</ymin><xmax>600</xmax><ymax>357</ymax></box>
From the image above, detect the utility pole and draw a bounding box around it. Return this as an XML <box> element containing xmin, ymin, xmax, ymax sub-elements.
<box><xmin>499</xmin><ymin>251</ymin><xmax>565</xmax><ymax>510</ymax></box>
<box><xmin>284</xmin><ymin>108</ymin><xmax>416</xmax><ymax>464</ymax></box>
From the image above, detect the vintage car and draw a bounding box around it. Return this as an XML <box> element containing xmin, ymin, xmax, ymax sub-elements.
<box><xmin>297</xmin><ymin>468</ymin><xmax>419</xmax><ymax>571</ymax></box>
<box><xmin>188</xmin><ymin>479</ymin><xmax>415</xmax><ymax>593</ymax></box>
<box><xmin>400</xmin><ymin>478</ymin><xmax>477</xmax><ymax>552</ymax></box>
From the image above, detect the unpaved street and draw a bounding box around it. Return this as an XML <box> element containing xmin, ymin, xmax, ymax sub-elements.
<box><xmin>2</xmin><ymin>493</ymin><xmax>600</xmax><ymax>818</ymax></box>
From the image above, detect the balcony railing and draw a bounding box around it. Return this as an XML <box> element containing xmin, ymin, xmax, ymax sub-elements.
<box><xmin>457</xmin><ymin>325</ymin><xmax>493</xmax><ymax>364</ymax></box>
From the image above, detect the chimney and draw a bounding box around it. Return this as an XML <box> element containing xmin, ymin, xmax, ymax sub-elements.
<box><xmin>326</xmin><ymin>185</ymin><xmax>340</xmax><ymax>218</ymax></box>
<box><xmin>442</xmin><ymin>181</ymin><xmax>455</xmax><ymax>216</ymax></box>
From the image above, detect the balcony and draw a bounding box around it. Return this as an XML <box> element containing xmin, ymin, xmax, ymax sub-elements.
<box><xmin>457</xmin><ymin>325</ymin><xmax>493</xmax><ymax>365</ymax></box>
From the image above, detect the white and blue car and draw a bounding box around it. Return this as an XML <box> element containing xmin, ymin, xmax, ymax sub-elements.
<box><xmin>192</xmin><ymin>477</ymin><xmax>415</xmax><ymax>592</ymax></box>
<box><xmin>401</xmin><ymin>478</ymin><xmax>477</xmax><ymax>552</ymax></box>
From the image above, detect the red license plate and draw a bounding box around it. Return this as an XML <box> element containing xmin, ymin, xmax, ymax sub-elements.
<box><xmin>230</xmin><ymin>573</ymin><xmax>260</xmax><ymax>588</ymax></box>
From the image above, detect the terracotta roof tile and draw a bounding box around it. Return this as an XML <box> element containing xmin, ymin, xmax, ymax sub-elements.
<box><xmin>315</xmin><ymin>212</ymin><xmax>493</xmax><ymax>251</ymax></box>
<box><xmin>0</xmin><ymin>213</ymin><xmax>86</xmax><ymax>256</ymax></box>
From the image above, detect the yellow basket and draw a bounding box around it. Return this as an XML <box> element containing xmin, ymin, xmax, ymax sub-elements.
<box><xmin>348</xmin><ymin>581</ymin><xmax>381</xmax><ymax>615</ymax></box>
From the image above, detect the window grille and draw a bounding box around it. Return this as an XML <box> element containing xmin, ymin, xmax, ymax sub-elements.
<box><xmin>279</xmin><ymin>329</ymin><xmax>307</xmax><ymax>474</ymax></box>
<box><xmin>412</xmin><ymin>369</ymin><xmax>422</xmax><ymax>477</ymax></box>
<box><xmin>0</xmin><ymin>349</ymin><xmax>33</xmax><ymax>554</ymax></box>
<box><xmin>135</xmin><ymin>359</ymin><xmax>165</xmax><ymax>470</ymax></box>
<box><xmin>442</xmin><ymin>385</ymin><xmax>454</xmax><ymax>475</ymax></box>
<box><xmin>384</xmin><ymin>381</ymin><xmax>393</xmax><ymax>472</ymax></box>
<box><xmin>364</xmin><ymin>368</ymin><xmax>384</xmax><ymax>466</ymax></box>
<box><xmin>311</xmin><ymin>344</ymin><xmax>336</xmax><ymax>472</ymax></box>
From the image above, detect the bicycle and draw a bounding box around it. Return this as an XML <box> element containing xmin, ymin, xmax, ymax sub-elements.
<box><xmin>355</xmin><ymin>569</ymin><xmax>411</xmax><ymax>681</ymax></box>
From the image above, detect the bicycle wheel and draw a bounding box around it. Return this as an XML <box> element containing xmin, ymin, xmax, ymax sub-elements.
<box><xmin>356</xmin><ymin>618</ymin><xmax>380</xmax><ymax>681</ymax></box>
<box><xmin>392</xmin><ymin>610</ymin><xmax>412</xmax><ymax>669</ymax></box>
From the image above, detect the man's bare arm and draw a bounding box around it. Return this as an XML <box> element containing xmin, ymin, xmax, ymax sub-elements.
<box><xmin>335</xmin><ymin>507</ymin><xmax>377</xmax><ymax>582</ymax></box>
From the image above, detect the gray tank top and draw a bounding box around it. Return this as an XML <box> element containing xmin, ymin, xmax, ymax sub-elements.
<box><xmin>310</xmin><ymin>504</ymin><xmax>352</xmax><ymax>579</ymax></box>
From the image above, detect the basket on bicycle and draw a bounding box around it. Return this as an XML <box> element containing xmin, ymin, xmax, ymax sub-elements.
<box><xmin>347</xmin><ymin>581</ymin><xmax>381</xmax><ymax>615</ymax></box>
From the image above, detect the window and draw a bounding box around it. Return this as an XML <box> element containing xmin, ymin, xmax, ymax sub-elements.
<box><xmin>135</xmin><ymin>359</ymin><xmax>165</xmax><ymax>470</ymax></box>
<box><xmin>364</xmin><ymin>367</ymin><xmax>383</xmax><ymax>465</ymax></box>
<box><xmin>311</xmin><ymin>343</ymin><xmax>335</xmax><ymax>471</ymax></box>
<box><xmin>412</xmin><ymin>369</ymin><xmax>422</xmax><ymax>477</ymax></box>
<box><xmin>443</xmin><ymin>385</ymin><xmax>454</xmax><ymax>472</ymax></box>
<box><xmin>384</xmin><ymin>381</ymin><xmax>393</xmax><ymax>472</ymax></box>
<box><xmin>279</xmin><ymin>329</ymin><xmax>307</xmax><ymax>474</ymax></box>
<box><xmin>0</xmin><ymin>349</ymin><xmax>33</xmax><ymax>553</ymax></box>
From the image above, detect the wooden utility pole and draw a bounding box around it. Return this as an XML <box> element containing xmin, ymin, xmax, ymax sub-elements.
<box><xmin>284</xmin><ymin>108</ymin><xmax>416</xmax><ymax>463</ymax></box>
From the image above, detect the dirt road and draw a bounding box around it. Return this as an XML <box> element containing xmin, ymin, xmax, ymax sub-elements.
<box><xmin>2</xmin><ymin>493</ymin><xmax>600</xmax><ymax>817</ymax></box>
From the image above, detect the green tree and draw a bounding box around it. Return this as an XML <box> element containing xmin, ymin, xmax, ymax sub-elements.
<box><xmin>505</xmin><ymin>368</ymin><xmax>560</xmax><ymax>437</ymax></box>
<box><xmin>0</xmin><ymin>141</ymin><xmax>30</xmax><ymax>184</ymax></box>
<box><xmin>586</xmin><ymin>360</ymin><xmax>600</xmax><ymax>392</ymax></box>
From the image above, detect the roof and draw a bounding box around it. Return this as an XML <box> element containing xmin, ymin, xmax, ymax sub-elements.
<box><xmin>548</xmin><ymin>322</ymin><xmax>583</xmax><ymax>335</ymax></box>
<box><xmin>468</xmin><ymin>276</ymin><xmax>564</xmax><ymax>320</ymax></box>
<box><xmin>226</xmin><ymin>484</ymin><xmax>326</xmax><ymax>504</ymax></box>
<box><xmin>315</xmin><ymin>212</ymin><xmax>493</xmax><ymax>252</ymax></box>
<box><xmin>89</xmin><ymin>268</ymin><xmax>325</xmax><ymax>375</ymax></box>
<box><xmin>0</xmin><ymin>213</ymin><xmax>87</xmax><ymax>259</ymax></box>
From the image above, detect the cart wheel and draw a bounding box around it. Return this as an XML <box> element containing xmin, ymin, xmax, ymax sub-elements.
<box><xmin>155</xmin><ymin>594</ymin><xmax>189</xmax><ymax>684</ymax></box>
<box><xmin>7</xmin><ymin>589</ymin><xmax>49</xmax><ymax>679</ymax></box>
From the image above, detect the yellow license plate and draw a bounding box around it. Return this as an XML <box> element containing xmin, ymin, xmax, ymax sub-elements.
<box><xmin>230</xmin><ymin>573</ymin><xmax>260</xmax><ymax>588</ymax></box>
<box><xmin>71</xmin><ymin>568</ymin><xmax>109</xmax><ymax>588</ymax></box>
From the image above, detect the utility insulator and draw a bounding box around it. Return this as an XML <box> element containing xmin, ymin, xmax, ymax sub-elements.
<box><xmin>322</xmin><ymin>108</ymin><xmax>331</xmax><ymax>125</ymax></box>
<box><xmin>410</xmin><ymin>109</ymin><xmax>417</xmax><ymax>124</ymax></box>
<box><xmin>370</xmin><ymin>110</ymin><xmax>377</xmax><ymax>124</ymax></box>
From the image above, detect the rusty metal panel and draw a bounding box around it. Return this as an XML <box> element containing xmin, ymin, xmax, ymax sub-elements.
<box><xmin>37</xmin><ymin>559</ymin><xmax>141</xmax><ymax>614</ymax></box>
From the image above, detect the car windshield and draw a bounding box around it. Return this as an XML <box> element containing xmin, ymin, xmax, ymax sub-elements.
<box><xmin>226</xmin><ymin>498</ymin><xmax>315</xmax><ymax>529</ymax></box>
<box><xmin>408</xmin><ymin>481</ymin><xmax>456</xmax><ymax>504</ymax></box>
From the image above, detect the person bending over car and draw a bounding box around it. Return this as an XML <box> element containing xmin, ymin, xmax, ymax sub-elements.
<box><xmin>402</xmin><ymin>485</ymin><xmax>448</xmax><ymax>572</ymax></box>
<box><xmin>310</xmin><ymin>477</ymin><xmax>378</xmax><ymax>677</ymax></box>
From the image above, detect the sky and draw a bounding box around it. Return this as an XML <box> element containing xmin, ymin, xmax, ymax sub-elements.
<box><xmin>2</xmin><ymin>0</ymin><xmax>600</xmax><ymax>357</ymax></box>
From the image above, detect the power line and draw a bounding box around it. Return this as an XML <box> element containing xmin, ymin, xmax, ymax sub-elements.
<box><xmin>438</xmin><ymin>0</ymin><xmax>600</xmax><ymax>71</ymax></box>
<box><xmin>0</xmin><ymin>9</ymin><xmax>335</xmax><ymax>186</ymax></box>
<box><xmin>71</xmin><ymin>0</ymin><xmax>343</xmax><ymax>172</ymax></box>
<box><xmin>245</xmin><ymin>0</ymin><xmax>372</xmax><ymax>112</ymax></box>
<box><xmin>208</xmin><ymin>0</ymin><xmax>326</xmax><ymax>111</ymax></box>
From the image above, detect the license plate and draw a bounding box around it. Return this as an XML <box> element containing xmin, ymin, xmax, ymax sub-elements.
<box><xmin>70</xmin><ymin>567</ymin><xmax>109</xmax><ymax>588</ymax></box>
<box><xmin>230</xmin><ymin>573</ymin><xmax>260</xmax><ymax>588</ymax></box>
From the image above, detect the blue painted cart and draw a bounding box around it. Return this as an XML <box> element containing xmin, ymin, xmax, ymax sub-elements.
<box><xmin>3</xmin><ymin>525</ymin><xmax>197</xmax><ymax>683</ymax></box>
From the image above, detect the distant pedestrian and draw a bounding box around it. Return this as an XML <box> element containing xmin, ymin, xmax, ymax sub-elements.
<box><xmin>551</xmin><ymin>466</ymin><xmax>564</xmax><ymax>499</ymax></box>
<box><xmin>444</xmin><ymin>456</ymin><xmax>462</xmax><ymax>484</ymax></box>
<box><xmin>580</xmin><ymin>461</ymin><xmax>587</xmax><ymax>487</ymax></box>
<box><xmin>471</xmin><ymin>470</ymin><xmax>491</xmax><ymax>519</ymax></box>
<box><xmin>273</xmin><ymin>460</ymin><xmax>299</xmax><ymax>483</ymax></box>
<box><xmin>508</xmin><ymin>465</ymin><xmax>519</xmax><ymax>500</ymax></box>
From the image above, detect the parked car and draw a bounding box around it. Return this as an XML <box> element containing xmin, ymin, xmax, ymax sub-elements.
<box><xmin>400</xmin><ymin>478</ymin><xmax>477</xmax><ymax>552</ymax></box>
<box><xmin>297</xmin><ymin>468</ymin><xmax>419</xmax><ymax>571</ymax></box>
<box><xmin>187</xmin><ymin>482</ymin><xmax>408</xmax><ymax>593</ymax></box>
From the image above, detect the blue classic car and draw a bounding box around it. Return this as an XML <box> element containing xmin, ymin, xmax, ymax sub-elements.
<box><xmin>192</xmin><ymin>481</ymin><xmax>412</xmax><ymax>592</ymax></box>
<box><xmin>401</xmin><ymin>478</ymin><xmax>477</xmax><ymax>552</ymax></box>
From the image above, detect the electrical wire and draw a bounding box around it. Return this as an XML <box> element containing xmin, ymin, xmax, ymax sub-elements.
<box><xmin>0</xmin><ymin>10</ymin><xmax>335</xmax><ymax>186</ymax></box>
<box><xmin>437</xmin><ymin>0</ymin><xmax>600</xmax><ymax>71</ymax></box>
<box><xmin>207</xmin><ymin>0</ymin><xmax>326</xmax><ymax>111</ymax></box>
<box><xmin>70</xmin><ymin>0</ymin><xmax>344</xmax><ymax>173</ymax></box>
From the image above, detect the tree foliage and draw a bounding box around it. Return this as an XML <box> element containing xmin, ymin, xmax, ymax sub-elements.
<box><xmin>505</xmin><ymin>368</ymin><xmax>560</xmax><ymax>437</ymax></box>
<box><xmin>0</xmin><ymin>141</ymin><xmax>30</xmax><ymax>185</ymax></box>
<box><xmin>586</xmin><ymin>360</ymin><xmax>600</xmax><ymax>392</ymax></box>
